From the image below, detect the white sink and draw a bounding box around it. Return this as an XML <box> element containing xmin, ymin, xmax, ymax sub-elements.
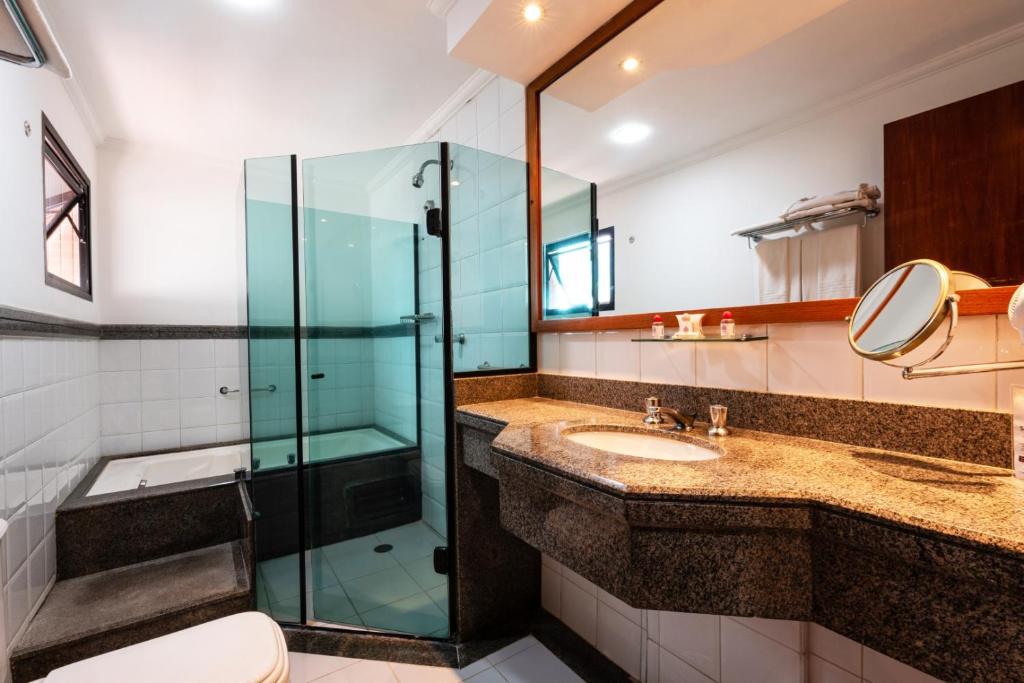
<box><xmin>565</xmin><ymin>430</ymin><xmax>721</xmax><ymax>462</ymax></box>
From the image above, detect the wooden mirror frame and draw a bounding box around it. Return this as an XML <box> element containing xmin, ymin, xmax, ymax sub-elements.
<box><xmin>525</xmin><ymin>0</ymin><xmax>1014</xmax><ymax>333</ymax></box>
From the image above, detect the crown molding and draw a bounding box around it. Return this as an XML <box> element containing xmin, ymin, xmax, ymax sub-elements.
<box><xmin>599</xmin><ymin>21</ymin><xmax>1024</xmax><ymax>198</ymax></box>
<box><xmin>404</xmin><ymin>68</ymin><xmax>495</xmax><ymax>144</ymax></box>
<box><xmin>34</xmin><ymin>0</ymin><xmax>105</xmax><ymax>145</ymax></box>
<box><xmin>426</xmin><ymin>0</ymin><xmax>457</xmax><ymax>18</ymax></box>
<box><xmin>61</xmin><ymin>76</ymin><xmax>105</xmax><ymax>146</ymax></box>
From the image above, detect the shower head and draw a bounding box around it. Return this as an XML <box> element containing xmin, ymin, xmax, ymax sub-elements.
<box><xmin>410</xmin><ymin>158</ymin><xmax>455</xmax><ymax>188</ymax></box>
<box><xmin>411</xmin><ymin>159</ymin><xmax>439</xmax><ymax>188</ymax></box>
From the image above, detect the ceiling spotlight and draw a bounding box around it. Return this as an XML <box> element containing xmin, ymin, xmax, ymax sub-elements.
<box><xmin>221</xmin><ymin>0</ymin><xmax>278</xmax><ymax>11</ymax></box>
<box><xmin>609</xmin><ymin>122</ymin><xmax>652</xmax><ymax>145</ymax></box>
<box><xmin>620</xmin><ymin>57</ymin><xmax>640</xmax><ymax>72</ymax></box>
<box><xmin>523</xmin><ymin>3</ymin><xmax>543</xmax><ymax>22</ymax></box>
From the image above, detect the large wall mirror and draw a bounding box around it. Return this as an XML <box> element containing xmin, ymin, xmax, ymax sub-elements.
<box><xmin>529</xmin><ymin>0</ymin><xmax>1024</xmax><ymax>330</ymax></box>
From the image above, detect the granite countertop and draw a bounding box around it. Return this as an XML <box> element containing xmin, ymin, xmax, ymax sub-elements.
<box><xmin>458</xmin><ymin>397</ymin><xmax>1024</xmax><ymax>557</ymax></box>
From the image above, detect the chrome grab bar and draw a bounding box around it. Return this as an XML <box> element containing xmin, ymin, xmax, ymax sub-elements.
<box><xmin>400</xmin><ymin>313</ymin><xmax>436</xmax><ymax>324</ymax></box>
<box><xmin>219</xmin><ymin>384</ymin><xmax>276</xmax><ymax>395</ymax></box>
<box><xmin>435</xmin><ymin>333</ymin><xmax>466</xmax><ymax>345</ymax></box>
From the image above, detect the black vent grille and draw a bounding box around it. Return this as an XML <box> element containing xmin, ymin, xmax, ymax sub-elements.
<box><xmin>345</xmin><ymin>476</ymin><xmax>416</xmax><ymax>523</ymax></box>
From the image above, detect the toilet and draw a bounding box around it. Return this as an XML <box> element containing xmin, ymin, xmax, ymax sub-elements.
<box><xmin>35</xmin><ymin>612</ymin><xmax>289</xmax><ymax>683</ymax></box>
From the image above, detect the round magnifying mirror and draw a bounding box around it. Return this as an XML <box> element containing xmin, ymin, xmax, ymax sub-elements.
<box><xmin>848</xmin><ymin>259</ymin><xmax>955</xmax><ymax>366</ymax></box>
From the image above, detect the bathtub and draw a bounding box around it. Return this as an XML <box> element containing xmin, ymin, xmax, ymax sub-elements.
<box><xmin>87</xmin><ymin>427</ymin><xmax>412</xmax><ymax>496</ymax></box>
<box><xmin>87</xmin><ymin>445</ymin><xmax>248</xmax><ymax>496</ymax></box>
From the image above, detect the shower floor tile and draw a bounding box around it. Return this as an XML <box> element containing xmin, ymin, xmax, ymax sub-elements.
<box><xmin>359</xmin><ymin>592</ymin><xmax>447</xmax><ymax>634</ymax></box>
<box><xmin>257</xmin><ymin>521</ymin><xmax>451</xmax><ymax>636</ymax></box>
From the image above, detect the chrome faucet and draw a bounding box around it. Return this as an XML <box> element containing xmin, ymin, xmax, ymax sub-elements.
<box><xmin>643</xmin><ymin>397</ymin><xmax>696</xmax><ymax>431</ymax></box>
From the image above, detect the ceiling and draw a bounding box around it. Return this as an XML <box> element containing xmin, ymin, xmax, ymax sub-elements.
<box><xmin>540</xmin><ymin>0</ymin><xmax>1024</xmax><ymax>188</ymax></box>
<box><xmin>41</xmin><ymin>0</ymin><xmax>479</xmax><ymax>161</ymax></box>
<box><xmin>446</xmin><ymin>0</ymin><xmax>633</xmax><ymax>85</ymax></box>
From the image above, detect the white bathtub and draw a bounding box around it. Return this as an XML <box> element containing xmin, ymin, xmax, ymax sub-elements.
<box><xmin>87</xmin><ymin>428</ymin><xmax>412</xmax><ymax>495</ymax></box>
<box><xmin>87</xmin><ymin>445</ymin><xmax>248</xmax><ymax>496</ymax></box>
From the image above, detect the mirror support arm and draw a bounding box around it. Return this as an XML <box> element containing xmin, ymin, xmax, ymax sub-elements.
<box><xmin>903</xmin><ymin>360</ymin><xmax>1024</xmax><ymax>380</ymax></box>
<box><xmin>901</xmin><ymin>293</ymin><xmax>1024</xmax><ymax>378</ymax></box>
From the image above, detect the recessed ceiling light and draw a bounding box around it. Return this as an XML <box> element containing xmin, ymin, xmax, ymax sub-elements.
<box><xmin>609</xmin><ymin>122</ymin><xmax>652</xmax><ymax>145</ymax></box>
<box><xmin>620</xmin><ymin>57</ymin><xmax>640</xmax><ymax>72</ymax></box>
<box><xmin>523</xmin><ymin>3</ymin><xmax>543</xmax><ymax>22</ymax></box>
<box><xmin>221</xmin><ymin>0</ymin><xmax>278</xmax><ymax>11</ymax></box>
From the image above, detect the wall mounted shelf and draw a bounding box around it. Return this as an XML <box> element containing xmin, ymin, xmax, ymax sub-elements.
<box><xmin>732</xmin><ymin>205</ymin><xmax>880</xmax><ymax>248</ymax></box>
<box><xmin>631</xmin><ymin>334</ymin><xmax>768</xmax><ymax>343</ymax></box>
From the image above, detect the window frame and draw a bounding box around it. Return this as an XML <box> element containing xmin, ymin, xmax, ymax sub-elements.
<box><xmin>596</xmin><ymin>225</ymin><xmax>615</xmax><ymax>312</ymax></box>
<box><xmin>542</xmin><ymin>225</ymin><xmax>615</xmax><ymax>318</ymax></box>
<box><xmin>41</xmin><ymin>113</ymin><xmax>92</xmax><ymax>301</ymax></box>
<box><xmin>543</xmin><ymin>232</ymin><xmax>594</xmax><ymax>317</ymax></box>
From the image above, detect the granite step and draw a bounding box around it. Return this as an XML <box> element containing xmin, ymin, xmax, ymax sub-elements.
<box><xmin>9</xmin><ymin>540</ymin><xmax>253</xmax><ymax>683</ymax></box>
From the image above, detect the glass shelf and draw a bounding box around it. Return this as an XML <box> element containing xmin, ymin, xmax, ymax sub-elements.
<box><xmin>631</xmin><ymin>334</ymin><xmax>768</xmax><ymax>343</ymax></box>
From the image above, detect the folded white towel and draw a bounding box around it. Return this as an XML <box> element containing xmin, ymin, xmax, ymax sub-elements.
<box><xmin>784</xmin><ymin>196</ymin><xmax>878</xmax><ymax>222</ymax></box>
<box><xmin>756</xmin><ymin>237</ymin><xmax>791</xmax><ymax>304</ymax></box>
<box><xmin>783</xmin><ymin>183</ymin><xmax>880</xmax><ymax>219</ymax></box>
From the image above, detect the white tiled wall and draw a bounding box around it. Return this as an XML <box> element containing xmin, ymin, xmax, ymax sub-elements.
<box><xmin>0</xmin><ymin>336</ymin><xmax>101</xmax><ymax>648</ymax></box>
<box><xmin>98</xmin><ymin>339</ymin><xmax>250</xmax><ymax>456</ymax></box>
<box><xmin>437</xmin><ymin>75</ymin><xmax>530</xmax><ymax>372</ymax></box>
<box><xmin>542</xmin><ymin>554</ymin><xmax>942</xmax><ymax>683</ymax></box>
<box><xmin>540</xmin><ymin>314</ymin><xmax>1020</xmax><ymax>413</ymax></box>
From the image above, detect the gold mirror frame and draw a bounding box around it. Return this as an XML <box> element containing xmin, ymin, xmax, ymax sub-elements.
<box><xmin>848</xmin><ymin>259</ymin><xmax>953</xmax><ymax>363</ymax></box>
<box><xmin>524</xmin><ymin>0</ymin><xmax>1015</xmax><ymax>334</ymax></box>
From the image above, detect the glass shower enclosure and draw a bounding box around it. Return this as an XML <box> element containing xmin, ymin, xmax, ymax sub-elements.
<box><xmin>243</xmin><ymin>143</ymin><xmax>456</xmax><ymax>638</ymax></box>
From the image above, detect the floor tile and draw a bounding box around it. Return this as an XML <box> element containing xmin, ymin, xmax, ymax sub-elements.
<box><xmin>427</xmin><ymin>584</ymin><xmax>449</xmax><ymax>615</ymax></box>
<box><xmin>343</xmin><ymin>565</ymin><xmax>423</xmax><ymax>613</ymax></box>
<box><xmin>360</xmin><ymin>591</ymin><xmax>448</xmax><ymax>635</ymax></box>
<box><xmin>260</xmin><ymin>553</ymin><xmax>301</xmax><ymax>601</ymax></box>
<box><xmin>377</xmin><ymin>521</ymin><xmax>446</xmax><ymax>563</ymax></box>
<box><xmin>405</xmin><ymin>554</ymin><xmax>446</xmax><ymax>591</ymax></box>
<box><xmin>495</xmin><ymin>644</ymin><xmax>584</xmax><ymax>683</ymax></box>
<box><xmin>315</xmin><ymin>659</ymin><xmax>398</xmax><ymax>682</ymax></box>
<box><xmin>391</xmin><ymin>660</ymin><xmax>481</xmax><ymax>682</ymax></box>
<box><xmin>322</xmin><ymin>534</ymin><xmax>399</xmax><ymax>582</ymax></box>
<box><xmin>288</xmin><ymin>652</ymin><xmax>359</xmax><ymax>683</ymax></box>
<box><xmin>311</xmin><ymin>548</ymin><xmax>341</xmax><ymax>590</ymax></box>
<box><xmin>311</xmin><ymin>585</ymin><xmax>359</xmax><ymax>623</ymax></box>
<box><xmin>485</xmin><ymin>636</ymin><xmax>538</xmax><ymax>666</ymax></box>
<box><xmin>465</xmin><ymin>670</ymin><xmax>506</xmax><ymax>682</ymax></box>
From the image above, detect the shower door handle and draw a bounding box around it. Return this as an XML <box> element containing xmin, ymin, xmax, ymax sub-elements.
<box><xmin>400</xmin><ymin>313</ymin><xmax>435</xmax><ymax>324</ymax></box>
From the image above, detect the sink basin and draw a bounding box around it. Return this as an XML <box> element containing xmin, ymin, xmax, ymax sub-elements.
<box><xmin>565</xmin><ymin>430</ymin><xmax>721</xmax><ymax>462</ymax></box>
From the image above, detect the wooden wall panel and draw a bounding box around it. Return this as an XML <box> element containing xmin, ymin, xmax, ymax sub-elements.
<box><xmin>884</xmin><ymin>80</ymin><xmax>1024</xmax><ymax>285</ymax></box>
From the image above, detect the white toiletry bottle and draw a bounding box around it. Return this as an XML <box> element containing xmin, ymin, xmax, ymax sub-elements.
<box><xmin>652</xmin><ymin>315</ymin><xmax>665</xmax><ymax>339</ymax></box>
<box><xmin>720</xmin><ymin>311</ymin><xmax>736</xmax><ymax>338</ymax></box>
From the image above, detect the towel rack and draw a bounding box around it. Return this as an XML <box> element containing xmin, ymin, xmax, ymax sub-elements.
<box><xmin>732</xmin><ymin>205</ymin><xmax>880</xmax><ymax>248</ymax></box>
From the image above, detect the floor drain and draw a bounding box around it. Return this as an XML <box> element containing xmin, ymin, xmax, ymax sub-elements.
<box><xmin>374</xmin><ymin>544</ymin><xmax>393</xmax><ymax>553</ymax></box>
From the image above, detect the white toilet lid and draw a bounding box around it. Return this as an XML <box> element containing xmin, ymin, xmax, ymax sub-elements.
<box><xmin>45</xmin><ymin>612</ymin><xmax>289</xmax><ymax>683</ymax></box>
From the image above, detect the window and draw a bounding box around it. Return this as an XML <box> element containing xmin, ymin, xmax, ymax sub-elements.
<box><xmin>596</xmin><ymin>226</ymin><xmax>615</xmax><ymax>311</ymax></box>
<box><xmin>42</xmin><ymin>114</ymin><xmax>91</xmax><ymax>299</ymax></box>
<box><xmin>543</xmin><ymin>226</ymin><xmax>615</xmax><ymax>316</ymax></box>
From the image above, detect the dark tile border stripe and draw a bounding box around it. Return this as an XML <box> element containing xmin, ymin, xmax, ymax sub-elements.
<box><xmin>0</xmin><ymin>305</ymin><xmax>100</xmax><ymax>339</ymax></box>
<box><xmin>100</xmin><ymin>325</ymin><xmax>247</xmax><ymax>340</ymax></box>
<box><xmin>538</xmin><ymin>373</ymin><xmax>1012</xmax><ymax>468</ymax></box>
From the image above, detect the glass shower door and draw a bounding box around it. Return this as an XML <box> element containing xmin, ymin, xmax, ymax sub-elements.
<box><xmin>301</xmin><ymin>144</ymin><xmax>451</xmax><ymax>637</ymax></box>
<box><xmin>244</xmin><ymin>155</ymin><xmax>305</xmax><ymax>623</ymax></box>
